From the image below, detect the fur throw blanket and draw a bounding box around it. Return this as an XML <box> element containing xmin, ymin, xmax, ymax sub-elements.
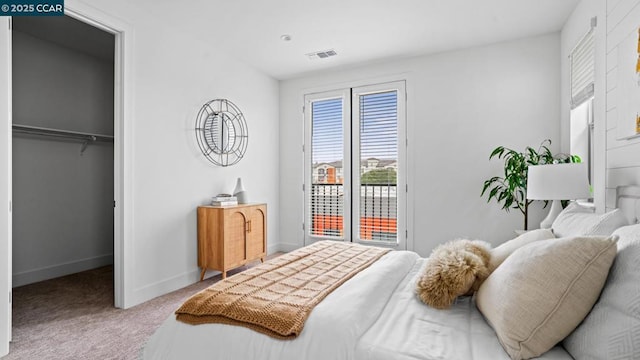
<box><xmin>416</xmin><ymin>239</ymin><xmax>492</xmax><ymax>309</ymax></box>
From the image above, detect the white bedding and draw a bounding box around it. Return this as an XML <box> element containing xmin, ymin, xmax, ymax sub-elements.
<box><xmin>142</xmin><ymin>250</ymin><xmax>573</xmax><ymax>360</ymax></box>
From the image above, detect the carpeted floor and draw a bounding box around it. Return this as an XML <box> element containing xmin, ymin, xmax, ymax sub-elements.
<box><xmin>5</xmin><ymin>260</ymin><xmax>273</xmax><ymax>360</ymax></box>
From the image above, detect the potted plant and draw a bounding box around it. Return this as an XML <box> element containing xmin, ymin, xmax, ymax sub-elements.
<box><xmin>481</xmin><ymin>139</ymin><xmax>581</xmax><ymax>230</ymax></box>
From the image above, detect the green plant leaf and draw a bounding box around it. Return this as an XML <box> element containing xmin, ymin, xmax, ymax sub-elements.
<box><xmin>489</xmin><ymin>146</ymin><xmax>504</xmax><ymax>159</ymax></box>
<box><xmin>481</xmin><ymin>177</ymin><xmax>500</xmax><ymax>196</ymax></box>
<box><xmin>488</xmin><ymin>186</ymin><xmax>499</xmax><ymax>200</ymax></box>
<box><xmin>504</xmin><ymin>197</ymin><xmax>513</xmax><ymax>209</ymax></box>
<box><xmin>481</xmin><ymin>138</ymin><xmax>581</xmax><ymax>228</ymax></box>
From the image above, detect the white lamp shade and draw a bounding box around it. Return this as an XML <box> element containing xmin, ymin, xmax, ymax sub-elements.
<box><xmin>526</xmin><ymin>163</ymin><xmax>591</xmax><ymax>200</ymax></box>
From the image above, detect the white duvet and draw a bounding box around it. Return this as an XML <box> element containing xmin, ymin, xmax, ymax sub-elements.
<box><xmin>142</xmin><ymin>251</ymin><xmax>572</xmax><ymax>360</ymax></box>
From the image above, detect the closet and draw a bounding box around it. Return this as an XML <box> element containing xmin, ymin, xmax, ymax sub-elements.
<box><xmin>11</xmin><ymin>16</ymin><xmax>115</xmax><ymax>289</ymax></box>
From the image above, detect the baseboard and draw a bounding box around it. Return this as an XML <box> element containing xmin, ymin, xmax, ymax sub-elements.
<box><xmin>128</xmin><ymin>249</ymin><xmax>293</xmax><ymax>307</ymax></box>
<box><xmin>128</xmin><ymin>245</ymin><xmax>302</xmax><ymax>308</ymax></box>
<box><xmin>13</xmin><ymin>254</ymin><xmax>114</xmax><ymax>287</ymax></box>
<box><xmin>129</xmin><ymin>268</ymin><xmax>203</xmax><ymax>308</ymax></box>
<box><xmin>127</xmin><ymin>243</ymin><xmax>303</xmax><ymax>308</ymax></box>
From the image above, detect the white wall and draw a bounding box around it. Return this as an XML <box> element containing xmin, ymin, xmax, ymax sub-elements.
<box><xmin>560</xmin><ymin>0</ymin><xmax>607</xmax><ymax>211</ymax></box>
<box><xmin>280</xmin><ymin>34</ymin><xmax>561</xmax><ymax>257</ymax></box>
<box><xmin>604</xmin><ymin>0</ymin><xmax>640</xmax><ymax>210</ymax></box>
<box><xmin>12</xmin><ymin>30</ymin><xmax>115</xmax><ymax>286</ymax></box>
<box><xmin>57</xmin><ymin>0</ymin><xmax>280</xmax><ymax>307</ymax></box>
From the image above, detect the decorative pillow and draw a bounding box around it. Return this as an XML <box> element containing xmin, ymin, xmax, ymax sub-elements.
<box><xmin>563</xmin><ymin>224</ymin><xmax>640</xmax><ymax>359</ymax></box>
<box><xmin>488</xmin><ymin>228</ymin><xmax>555</xmax><ymax>272</ymax></box>
<box><xmin>476</xmin><ymin>235</ymin><xmax>618</xmax><ymax>360</ymax></box>
<box><xmin>552</xmin><ymin>202</ymin><xmax>628</xmax><ymax>238</ymax></box>
<box><xmin>415</xmin><ymin>239</ymin><xmax>491</xmax><ymax>309</ymax></box>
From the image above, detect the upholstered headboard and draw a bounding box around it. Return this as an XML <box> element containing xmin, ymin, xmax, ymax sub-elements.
<box><xmin>616</xmin><ymin>186</ymin><xmax>640</xmax><ymax>224</ymax></box>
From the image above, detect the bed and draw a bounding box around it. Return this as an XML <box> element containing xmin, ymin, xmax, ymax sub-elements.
<box><xmin>142</xmin><ymin>186</ymin><xmax>640</xmax><ymax>360</ymax></box>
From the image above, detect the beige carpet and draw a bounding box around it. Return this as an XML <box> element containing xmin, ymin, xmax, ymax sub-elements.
<box><xmin>5</xmin><ymin>261</ymin><xmax>272</xmax><ymax>360</ymax></box>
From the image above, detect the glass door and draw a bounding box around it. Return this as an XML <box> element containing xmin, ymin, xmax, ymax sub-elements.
<box><xmin>303</xmin><ymin>89</ymin><xmax>351</xmax><ymax>244</ymax></box>
<box><xmin>352</xmin><ymin>82</ymin><xmax>406</xmax><ymax>247</ymax></box>
<box><xmin>303</xmin><ymin>81</ymin><xmax>406</xmax><ymax>249</ymax></box>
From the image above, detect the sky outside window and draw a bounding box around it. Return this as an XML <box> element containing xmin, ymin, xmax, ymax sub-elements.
<box><xmin>311</xmin><ymin>91</ymin><xmax>398</xmax><ymax>164</ymax></box>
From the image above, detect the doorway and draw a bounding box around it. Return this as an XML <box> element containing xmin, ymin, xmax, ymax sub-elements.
<box><xmin>303</xmin><ymin>81</ymin><xmax>407</xmax><ymax>249</ymax></box>
<box><xmin>1</xmin><ymin>5</ymin><xmax>131</xmax><ymax>354</ymax></box>
<box><xmin>11</xmin><ymin>15</ymin><xmax>115</xmax><ymax>290</ymax></box>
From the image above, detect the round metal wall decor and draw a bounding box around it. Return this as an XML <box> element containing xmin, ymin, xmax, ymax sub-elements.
<box><xmin>195</xmin><ymin>99</ymin><xmax>248</xmax><ymax>166</ymax></box>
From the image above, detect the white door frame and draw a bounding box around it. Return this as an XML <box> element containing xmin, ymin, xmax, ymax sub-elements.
<box><xmin>1</xmin><ymin>3</ymin><xmax>133</xmax><ymax>354</ymax></box>
<box><xmin>302</xmin><ymin>81</ymin><xmax>407</xmax><ymax>249</ymax></box>
<box><xmin>0</xmin><ymin>16</ymin><xmax>13</xmax><ymax>358</ymax></box>
<box><xmin>63</xmin><ymin>0</ymin><xmax>133</xmax><ymax>309</ymax></box>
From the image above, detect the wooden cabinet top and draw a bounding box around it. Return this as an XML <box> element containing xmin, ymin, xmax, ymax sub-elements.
<box><xmin>198</xmin><ymin>203</ymin><xmax>266</xmax><ymax>209</ymax></box>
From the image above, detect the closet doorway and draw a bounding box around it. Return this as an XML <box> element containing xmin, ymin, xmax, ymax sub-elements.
<box><xmin>12</xmin><ymin>15</ymin><xmax>115</xmax><ymax>292</ymax></box>
<box><xmin>10</xmin><ymin>12</ymin><xmax>122</xmax><ymax>311</ymax></box>
<box><xmin>1</xmin><ymin>8</ymin><xmax>129</xmax><ymax>353</ymax></box>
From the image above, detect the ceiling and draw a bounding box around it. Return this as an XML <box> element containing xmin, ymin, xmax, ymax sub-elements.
<box><xmin>13</xmin><ymin>15</ymin><xmax>115</xmax><ymax>62</ymax></box>
<box><xmin>15</xmin><ymin>1</ymin><xmax>582</xmax><ymax>80</ymax></box>
<box><xmin>140</xmin><ymin>0</ymin><xmax>580</xmax><ymax>80</ymax></box>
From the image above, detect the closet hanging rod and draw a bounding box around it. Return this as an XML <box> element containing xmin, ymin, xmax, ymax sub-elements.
<box><xmin>12</xmin><ymin>124</ymin><xmax>114</xmax><ymax>142</ymax></box>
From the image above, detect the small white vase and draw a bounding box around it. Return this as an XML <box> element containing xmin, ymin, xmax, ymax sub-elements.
<box><xmin>233</xmin><ymin>177</ymin><xmax>248</xmax><ymax>204</ymax></box>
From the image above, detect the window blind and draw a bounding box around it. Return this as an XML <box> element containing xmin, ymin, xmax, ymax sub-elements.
<box><xmin>358</xmin><ymin>91</ymin><xmax>398</xmax><ymax>242</ymax></box>
<box><xmin>359</xmin><ymin>91</ymin><xmax>398</xmax><ymax>162</ymax></box>
<box><xmin>309</xmin><ymin>98</ymin><xmax>344</xmax><ymax>238</ymax></box>
<box><xmin>570</xmin><ymin>28</ymin><xmax>595</xmax><ymax>109</ymax></box>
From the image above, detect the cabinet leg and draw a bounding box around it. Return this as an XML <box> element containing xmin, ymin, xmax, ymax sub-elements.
<box><xmin>222</xmin><ymin>271</ymin><xmax>227</xmax><ymax>279</ymax></box>
<box><xmin>260</xmin><ymin>257</ymin><xmax>265</xmax><ymax>263</ymax></box>
<box><xmin>200</xmin><ymin>268</ymin><xmax>206</xmax><ymax>281</ymax></box>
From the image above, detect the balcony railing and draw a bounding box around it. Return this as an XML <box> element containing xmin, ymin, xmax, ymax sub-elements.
<box><xmin>310</xmin><ymin>183</ymin><xmax>397</xmax><ymax>242</ymax></box>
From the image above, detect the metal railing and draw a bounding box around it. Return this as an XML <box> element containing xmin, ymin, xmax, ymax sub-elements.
<box><xmin>310</xmin><ymin>183</ymin><xmax>397</xmax><ymax>241</ymax></box>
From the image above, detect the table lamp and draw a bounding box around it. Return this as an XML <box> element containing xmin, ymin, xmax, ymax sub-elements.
<box><xmin>526</xmin><ymin>163</ymin><xmax>591</xmax><ymax>229</ymax></box>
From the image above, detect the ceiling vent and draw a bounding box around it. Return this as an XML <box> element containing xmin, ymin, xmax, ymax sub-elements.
<box><xmin>306</xmin><ymin>49</ymin><xmax>337</xmax><ymax>60</ymax></box>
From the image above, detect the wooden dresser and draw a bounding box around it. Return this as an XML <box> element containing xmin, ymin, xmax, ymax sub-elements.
<box><xmin>197</xmin><ymin>203</ymin><xmax>267</xmax><ymax>280</ymax></box>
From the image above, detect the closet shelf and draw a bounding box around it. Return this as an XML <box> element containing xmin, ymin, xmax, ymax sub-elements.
<box><xmin>12</xmin><ymin>124</ymin><xmax>114</xmax><ymax>155</ymax></box>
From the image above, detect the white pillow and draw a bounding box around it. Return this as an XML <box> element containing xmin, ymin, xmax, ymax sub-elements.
<box><xmin>489</xmin><ymin>229</ymin><xmax>555</xmax><ymax>272</ymax></box>
<box><xmin>477</xmin><ymin>235</ymin><xmax>618</xmax><ymax>360</ymax></box>
<box><xmin>563</xmin><ymin>223</ymin><xmax>640</xmax><ymax>359</ymax></box>
<box><xmin>552</xmin><ymin>203</ymin><xmax>628</xmax><ymax>238</ymax></box>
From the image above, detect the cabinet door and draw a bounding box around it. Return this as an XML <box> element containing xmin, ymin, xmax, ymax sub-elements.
<box><xmin>224</xmin><ymin>210</ymin><xmax>247</xmax><ymax>267</ymax></box>
<box><xmin>246</xmin><ymin>205</ymin><xmax>266</xmax><ymax>260</ymax></box>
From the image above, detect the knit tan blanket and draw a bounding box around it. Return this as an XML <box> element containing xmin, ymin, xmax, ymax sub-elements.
<box><xmin>175</xmin><ymin>240</ymin><xmax>391</xmax><ymax>339</ymax></box>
